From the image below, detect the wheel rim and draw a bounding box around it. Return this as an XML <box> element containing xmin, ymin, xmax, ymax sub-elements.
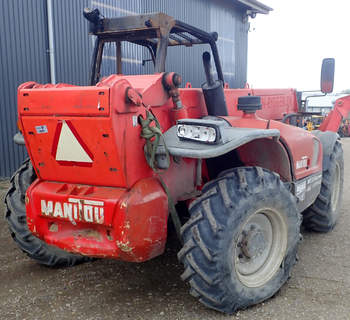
<box><xmin>330</xmin><ymin>162</ymin><xmax>341</xmax><ymax>212</ymax></box>
<box><xmin>234</xmin><ymin>208</ymin><xmax>288</xmax><ymax>288</ymax></box>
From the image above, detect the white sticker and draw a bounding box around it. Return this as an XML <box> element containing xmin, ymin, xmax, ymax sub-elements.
<box><xmin>35</xmin><ymin>125</ymin><xmax>48</xmax><ymax>134</ymax></box>
<box><xmin>296</xmin><ymin>156</ymin><xmax>308</xmax><ymax>169</ymax></box>
<box><xmin>132</xmin><ymin>115</ymin><xmax>138</xmax><ymax>127</ymax></box>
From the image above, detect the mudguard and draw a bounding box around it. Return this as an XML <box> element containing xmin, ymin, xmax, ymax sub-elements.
<box><xmin>312</xmin><ymin>130</ymin><xmax>339</xmax><ymax>171</ymax></box>
<box><xmin>160</xmin><ymin>118</ymin><xmax>280</xmax><ymax>159</ymax></box>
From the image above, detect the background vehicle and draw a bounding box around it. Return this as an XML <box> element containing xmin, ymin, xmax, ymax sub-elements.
<box><xmin>5</xmin><ymin>9</ymin><xmax>346</xmax><ymax>314</ymax></box>
<box><xmin>303</xmin><ymin>115</ymin><xmax>325</xmax><ymax>131</ymax></box>
<box><xmin>338</xmin><ymin>119</ymin><xmax>350</xmax><ymax>137</ymax></box>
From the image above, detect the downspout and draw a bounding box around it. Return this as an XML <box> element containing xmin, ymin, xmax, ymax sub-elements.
<box><xmin>46</xmin><ymin>0</ymin><xmax>56</xmax><ymax>84</ymax></box>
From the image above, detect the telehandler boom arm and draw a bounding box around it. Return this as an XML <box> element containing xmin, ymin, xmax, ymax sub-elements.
<box><xmin>319</xmin><ymin>95</ymin><xmax>350</xmax><ymax>132</ymax></box>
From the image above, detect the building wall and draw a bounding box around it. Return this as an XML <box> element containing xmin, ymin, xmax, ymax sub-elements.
<box><xmin>0</xmin><ymin>0</ymin><xmax>249</xmax><ymax>178</ymax></box>
<box><xmin>305</xmin><ymin>94</ymin><xmax>346</xmax><ymax>115</ymax></box>
<box><xmin>0</xmin><ymin>0</ymin><xmax>50</xmax><ymax>178</ymax></box>
<box><xmin>92</xmin><ymin>0</ymin><xmax>249</xmax><ymax>88</ymax></box>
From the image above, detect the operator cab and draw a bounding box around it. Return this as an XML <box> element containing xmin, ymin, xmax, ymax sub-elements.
<box><xmin>83</xmin><ymin>9</ymin><xmax>224</xmax><ymax>86</ymax></box>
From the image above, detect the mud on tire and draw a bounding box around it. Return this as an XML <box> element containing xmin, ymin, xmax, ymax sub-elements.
<box><xmin>178</xmin><ymin>167</ymin><xmax>301</xmax><ymax>314</ymax></box>
<box><xmin>5</xmin><ymin>159</ymin><xmax>90</xmax><ymax>267</ymax></box>
<box><xmin>303</xmin><ymin>140</ymin><xmax>344</xmax><ymax>232</ymax></box>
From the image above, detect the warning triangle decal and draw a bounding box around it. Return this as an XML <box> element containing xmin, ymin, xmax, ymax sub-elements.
<box><xmin>52</xmin><ymin>121</ymin><xmax>93</xmax><ymax>166</ymax></box>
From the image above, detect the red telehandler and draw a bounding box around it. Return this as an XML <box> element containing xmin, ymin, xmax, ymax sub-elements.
<box><xmin>5</xmin><ymin>9</ymin><xmax>347</xmax><ymax>313</ymax></box>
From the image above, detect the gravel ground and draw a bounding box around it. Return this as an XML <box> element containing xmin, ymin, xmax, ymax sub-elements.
<box><xmin>1</xmin><ymin>139</ymin><xmax>350</xmax><ymax>320</ymax></box>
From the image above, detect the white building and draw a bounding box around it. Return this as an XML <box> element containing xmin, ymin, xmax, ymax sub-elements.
<box><xmin>304</xmin><ymin>92</ymin><xmax>347</xmax><ymax>115</ymax></box>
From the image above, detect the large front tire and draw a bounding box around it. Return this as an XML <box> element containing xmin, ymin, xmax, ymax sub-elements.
<box><xmin>5</xmin><ymin>159</ymin><xmax>90</xmax><ymax>267</ymax></box>
<box><xmin>303</xmin><ymin>140</ymin><xmax>344</xmax><ymax>232</ymax></box>
<box><xmin>178</xmin><ymin>167</ymin><xmax>301</xmax><ymax>314</ymax></box>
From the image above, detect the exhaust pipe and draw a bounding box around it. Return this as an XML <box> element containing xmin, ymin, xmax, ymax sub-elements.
<box><xmin>201</xmin><ymin>52</ymin><xmax>228</xmax><ymax>116</ymax></box>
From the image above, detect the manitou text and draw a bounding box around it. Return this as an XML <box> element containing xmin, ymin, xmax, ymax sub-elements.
<box><xmin>40</xmin><ymin>198</ymin><xmax>105</xmax><ymax>225</ymax></box>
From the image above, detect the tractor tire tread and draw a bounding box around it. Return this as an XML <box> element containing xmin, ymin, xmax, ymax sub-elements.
<box><xmin>179</xmin><ymin>167</ymin><xmax>301</xmax><ymax>313</ymax></box>
<box><xmin>5</xmin><ymin>159</ymin><xmax>91</xmax><ymax>267</ymax></box>
<box><xmin>303</xmin><ymin>141</ymin><xmax>344</xmax><ymax>232</ymax></box>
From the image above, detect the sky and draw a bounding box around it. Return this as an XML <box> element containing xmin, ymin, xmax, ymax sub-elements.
<box><xmin>247</xmin><ymin>0</ymin><xmax>350</xmax><ymax>92</ymax></box>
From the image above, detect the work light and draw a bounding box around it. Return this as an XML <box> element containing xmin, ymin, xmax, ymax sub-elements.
<box><xmin>176</xmin><ymin>124</ymin><xmax>217</xmax><ymax>143</ymax></box>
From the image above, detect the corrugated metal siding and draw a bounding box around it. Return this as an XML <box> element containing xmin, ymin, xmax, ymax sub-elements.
<box><xmin>0</xmin><ymin>0</ymin><xmax>50</xmax><ymax>178</ymax></box>
<box><xmin>93</xmin><ymin>0</ymin><xmax>145</xmax><ymax>78</ymax></box>
<box><xmin>234</xmin><ymin>6</ymin><xmax>249</xmax><ymax>88</ymax></box>
<box><xmin>210</xmin><ymin>0</ymin><xmax>248</xmax><ymax>88</ymax></box>
<box><xmin>144</xmin><ymin>0</ymin><xmax>211</xmax><ymax>86</ymax></box>
<box><xmin>0</xmin><ymin>0</ymin><xmax>249</xmax><ymax>178</ymax></box>
<box><xmin>52</xmin><ymin>0</ymin><xmax>91</xmax><ymax>85</ymax></box>
<box><xmin>92</xmin><ymin>0</ymin><xmax>248</xmax><ymax>88</ymax></box>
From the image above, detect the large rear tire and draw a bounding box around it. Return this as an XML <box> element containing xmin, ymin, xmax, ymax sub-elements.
<box><xmin>303</xmin><ymin>140</ymin><xmax>344</xmax><ymax>232</ymax></box>
<box><xmin>178</xmin><ymin>167</ymin><xmax>301</xmax><ymax>314</ymax></box>
<box><xmin>5</xmin><ymin>159</ymin><xmax>90</xmax><ymax>267</ymax></box>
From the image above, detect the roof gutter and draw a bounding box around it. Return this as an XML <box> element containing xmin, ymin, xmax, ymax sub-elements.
<box><xmin>235</xmin><ymin>0</ymin><xmax>273</xmax><ymax>15</ymax></box>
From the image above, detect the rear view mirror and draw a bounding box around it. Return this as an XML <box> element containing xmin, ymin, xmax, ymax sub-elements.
<box><xmin>320</xmin><ymin>58</ymin><xmax>335</xmax><ymax>94</ymax></box>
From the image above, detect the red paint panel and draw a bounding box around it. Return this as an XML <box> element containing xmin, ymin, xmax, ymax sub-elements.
<box><xmin>21</xmin><ymin>116</ymin><xmax>127</xmax><ymax>187</ymax></box>
<box><xmin>99</xmin><ymin>74</ymin><xmax>169</xmax><ymax>107</ymax></box>
<box><xmin>268</xmin><ymin>120</ymin><xmax>322</xmax><ymax>180</ymax></box>
<box><xmin>222</xmin><ymin>115</ymin><xmax>322</xmax><ymax>180</ymax></box>
<box><xmin>222</xmin><ymin>88</ymin><xmax>298</xmax><ymax>120</ymax></box>
<box><xmin>114</xmin><ymin>178</ymin><xmax>168</xmax><ymax>262</ymax></box>
<box><xmin>254</xmin><ymin>89</ymin><xmax>299</xmax><ymax>120</ymax></box>
<box><xmin>320</xmin><ymin>96</ymin><xmax>350</xmax><ymax>132</ymax></box>
<box><xmin>27</xmin><ymin>180</ymin><xmax>124</xmax><ymax>227</ymax></box>
<box><xmin>18</xmin><ymin>85</ymin><xmax>110</xmax><ymax>116</ymax></box>
<box><xmin>25</xmin><ymin>178</ymin><xmax>168</xmax><ymax>261</ymax></box>
<box><xmin>51</xmin><ymin>121</ymin><xmax>62</xmax><ymax>158</ymax></box>
<box><xmin>222</xmin><ymin>115</ymin><xmax>269</xmax><ymax>129</ymax></box>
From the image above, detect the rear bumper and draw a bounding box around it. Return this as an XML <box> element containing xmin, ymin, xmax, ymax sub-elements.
<box><xmin>26</xmin><ymin>178</ymin><xmax>168</xmax><ymax>262</ymax></box>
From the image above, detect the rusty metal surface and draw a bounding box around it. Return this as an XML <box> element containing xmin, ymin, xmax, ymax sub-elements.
<box><xmin>92</xmin><ymin>12</ymin><xmax>176</xmax><ymax>36</ymax></box>
<box><xmin>88</xmin><ymin>11</ymin><xmax>223</xmax><ymax>82</ymax></box>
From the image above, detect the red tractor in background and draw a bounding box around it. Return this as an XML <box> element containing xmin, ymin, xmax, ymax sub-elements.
<box><xmin>5</xmin><ymin>9</ymin><xmax>347</xmax><ymax>313</ymax></box>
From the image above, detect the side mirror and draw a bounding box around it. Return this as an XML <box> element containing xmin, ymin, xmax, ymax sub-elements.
<box><xmin>320</xmin><ymin>58</ymin><xmax>335</xmax><ymax>94</ymax></box>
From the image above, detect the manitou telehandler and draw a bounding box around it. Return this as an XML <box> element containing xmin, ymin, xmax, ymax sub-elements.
<box><xmin>5</xmin><ymin>9</ymin><xmax>347</xmax><ymax>313</ymax></box>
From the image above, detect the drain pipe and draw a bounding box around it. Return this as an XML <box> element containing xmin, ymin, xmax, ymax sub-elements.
<box><xmin>47</xmin><ymin>0</ymin><xmax>56</xmax><ymax>84</ymax></box>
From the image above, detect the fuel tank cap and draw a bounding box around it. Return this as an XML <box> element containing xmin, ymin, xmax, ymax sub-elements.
<box><xmin>237</xmin><ymin>96</ymin><xmax>262</xmax><ymax>113</ymax></box>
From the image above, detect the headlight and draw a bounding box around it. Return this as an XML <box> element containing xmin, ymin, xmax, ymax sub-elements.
<box><xmin>177</xmin><ymin>124</ymin><xmax>217</xmax><ymax>143</ymax></box>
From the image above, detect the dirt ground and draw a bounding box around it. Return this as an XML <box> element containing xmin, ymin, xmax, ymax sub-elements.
<box><xmin>1</xmin><ymin>140</ymin><xmax>350</xmax><ymax>320</ymax></box>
